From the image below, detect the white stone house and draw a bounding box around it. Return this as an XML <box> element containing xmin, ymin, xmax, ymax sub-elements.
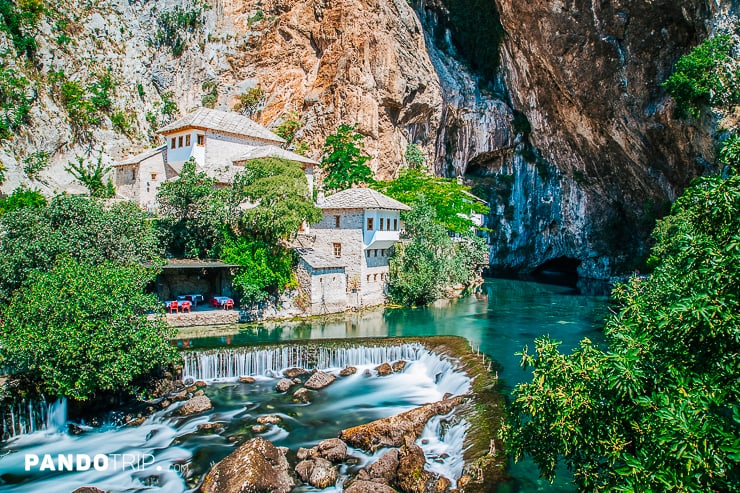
<box><xmin>295</xmin><ymin>188</ymin><xmax>411</xmax><ymax>315</ymax></box>
<box><xmin>113</xmin><ymin>108</ymin><xmax>317</xmax><ymax>209</ymax></box>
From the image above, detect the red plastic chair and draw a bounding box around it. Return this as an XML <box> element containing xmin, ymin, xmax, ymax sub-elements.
<box><xmin>168</xmin><ymin>301</ymin><xmax>178</xmax><ymax>313</ymax></box>
<box><xmin>181</xmin><ymin>301</ymin><xmax>191</xmax><ymax>313</ymax></box>
<box><xmin>212</xmin><ymin>298</ymin><xmax>220</xmax><ymax>308</ymax></box>
<box><xmin>224</xmin><ymin>299</ymin><xmax>234</xmax><ymax>310</ymax></box>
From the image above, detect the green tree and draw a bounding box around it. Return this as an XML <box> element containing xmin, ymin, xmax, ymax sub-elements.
<box><xmin>321</xmin><ymin>124</ymin><xmax>374</xmax><ymax>192</ymax></box>
<box><xmin>387</xmin><ymin>197</ymin><xmax>486</xmax><ymax>305</ymax></box>
<box><xmin>229</xmin><ymin>157</ymin><xmax>321</xmax><ymax>243</ymax></box>
<box><xmin>66</xmin><ymin>154</ymin><xmax>116</xmax><ymax>198</ymax></box>
<box><xmin>506</xmin><ymin>32</ymin><xmax>740</xmax><ymax>490</ymax></box>
<box><xmin>0</xmin><ymin>186</ymin><xmax>45</xmax><ymax>216</ymax></box>
<box><xmin>0</xmin><ymin>257</ymin><xmax>176</xmax><ymax>400</ymax></box>
<box><xmin>273</xmin><ymin>112</ymin><xmax>303</xmax><ymax>145</ymax></box>
<box><xmin>373</xmin><ymin>168</ymin><xmax>489</xmax><ymax>234</ymax></box>
<box><xmin>156</xmin><ymin>159</ymin><xmax>227</xmax><ymax>258</ymax></box>
<box><xmin>220</xmin><ymin>237</ymin><xmax>297</xmax><ymax>305</ymax></box>
<box><xmin>0</xmin><ymin>195</ymin><xmax>161</xmax><ymax>301</ymax></box>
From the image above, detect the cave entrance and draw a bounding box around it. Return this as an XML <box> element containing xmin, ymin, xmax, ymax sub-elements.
<box><xmin>532</xmin><ymin>257</ymin><xmax>581</xmax><ymax>286</ymax></box>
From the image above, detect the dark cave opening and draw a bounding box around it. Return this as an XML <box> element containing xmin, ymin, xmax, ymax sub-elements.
<box><xmin>532</xmin><ymin>257</ymin><xmax>581</xmax><ymax>286</ymax></box>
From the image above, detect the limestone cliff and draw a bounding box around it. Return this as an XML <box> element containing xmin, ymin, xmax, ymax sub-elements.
<box><xmin>0</xmin><ymin>0</ymin><xmax>732</xmax><ymax>278</ymax></box>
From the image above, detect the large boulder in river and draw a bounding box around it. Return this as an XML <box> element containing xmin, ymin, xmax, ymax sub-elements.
<box><xmin>344</xmin><ymin>480</ymin><xmax>397</xmax><ymax>493</ymax></box>
<box><xmin>298</xmin><ymin>438</ymin><xmax>348</xmax><ymax>462</ymax></box>
<box><xmin>356</xmin><ymin>448</ymin><xmax>399</xmax><ymax>485</ymax></box>
<box><xmin>293</xmin><ymin>388</ymin><xmax>314</xmax><ymax>403</ymax></box>
<box><xmin>396</xmin><ymin>436</ymin><xmax>451</xmax><ymax>493</ymax></box>
<box><xmin>177</xmin><ymin>394</ymin><xmax>212</xmax><ymax>416</ymax></box>
<box><xmin>284</xmin><ymin>367</ymin><xmax>308</xmax><ymax>378</ymax></box>
<box><xmin>392</xmin><ymin>360</ymin><xmax>407</xmax><ymax>373</ymax></box>
<box><xmin>375</xmin><ymin>362</ymin><xmax>393</xmax><ymax>376</ymax></box>
<box><xmin>72</xmin><ymin>488</ymin><xmax>105</xmax><ymax>493</ymax></box>
<box><xmin>339</xmin><ymin>396</ymin><xmax>464</xmax><ymax>452</ymax></box>
<box><xmin>200</xmin><ymin>437</ymin><xmax>296</xmax><ymax>493</ymax></box>
<box><xmin>304</xmin><ymin>371</ymin><xmax>336</xmax><ymax>390</ymax></box>
<box><xmin>295</xmin><ymin>457</ymin><xmax>338</xmax><ymax>489</ymax></box>
<box><xmin>340</xmin><ymin>366</ymin><xmax>358</xmax><ymax>376</ymax></box>
<box><xmin>275</xmin><ymin>378</ymin><xmax>295</xmax><ymax>392</ymax></box>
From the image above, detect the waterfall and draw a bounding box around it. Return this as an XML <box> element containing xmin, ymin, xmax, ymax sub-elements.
<box><xmin>182</xmin><ymin>343</ymin><xmax>431</xmax><ymax>381</ymax></box>
<box><xmin>1</xmin><ymin>396</ymin><xmax>68</xmax><ymax>441</ymax></box>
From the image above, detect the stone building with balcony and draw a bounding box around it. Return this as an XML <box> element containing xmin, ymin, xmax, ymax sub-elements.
<box><xmin>112</xmin><ymin>108</ymin><xmax>316</xmax><ymax>210</ymax></box>
<box><xmin>295</xmin><ymin>188</ymin><xmax>411</xmax><ymax>315</ymax></box>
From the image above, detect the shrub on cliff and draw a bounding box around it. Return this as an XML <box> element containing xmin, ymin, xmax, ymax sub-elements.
<box><xmin>0</xmin><ymin>258</ymin><xmax>176</xmax><ymax>400</ymax></box>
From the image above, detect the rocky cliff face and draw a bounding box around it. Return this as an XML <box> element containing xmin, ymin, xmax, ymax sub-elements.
<box><xmin>0</xmin><ymin>0</ymin><xmax>730</xmax><ymax>278</ymax></box>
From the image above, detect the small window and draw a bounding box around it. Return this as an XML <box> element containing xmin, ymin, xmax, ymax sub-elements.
<box><xmin>150</xmin><ymin>173</ymin><xmax>158</xmax><ymax>181</ymax></box>
<box><xmin>373</xmin><ymin>274</ymin><xmax>378</xmax><ymax>281</ymax></box>
<box><xmin>185</xmin><ymin>134</ymin><xmax>191</xmax><ymax>146</ymax></box>
<box><xmin>146</xmin><ymin>182</ymin><xmax>150</xmax><ymax>193</ymax></box>
<box><xmin>335</xmin><ymin>215</ymin><xmax>341</xmax><ymax>228</ymax></box>
<box><xmin>178</xmin><ymin>136</ymin><xmax>183</xmax><ymax>148</ymax></box>
<box><xmin>366</xmin><ymin>250</ymin><xmax>370</xmax><ymax>258</ymax></box>
<box><xmin>394</xmin><ymin>218</ymin><xmax>398</xmax><ymax>231</ymax></box>
<box><xmin>380</xmin><ymin>273</ymin><xmax>384</xmax><ymax>280</ymax></box>
<box><xmin>367</xmin><ymin>275</ymin><xmax>371</xmax><ymax>282</ymax></box>
<box><xmin>374</xmin><ymin>249</ymin><xmax>378</xmax><ymax>257</ymax></box>
<box><xmin>379</xmin><ymin>218</ymin><xmax>384</xmax><ymax>231</ymax></box>
<box><xmin>197</xmin><ymin>134</ymin><xmax>205</xmax><ymax>146</ymax></box>
<box><xmin>333</xmin><ymin>243</ymin><xmax>342</xmax><ymax>257</ymax></box>
<box><xmin>171</xmin><ymin>138</ymin><xmax>176</xmax><ymax>149</ymax></box>
<box><xmin>367</xmin><ymin>217</ymin><xmax>374</xmax><ymax>230</ymax></box>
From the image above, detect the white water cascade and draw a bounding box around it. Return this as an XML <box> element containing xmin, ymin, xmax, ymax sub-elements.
<box><xmin>1</xmin><ymin>397</ymin><xmax>68</xmax><ymax>441</ymax></box>
<box><xmin>182</xmin><ymin>343</ymin><xmax>432</xmax><ymax>381</ymax></box>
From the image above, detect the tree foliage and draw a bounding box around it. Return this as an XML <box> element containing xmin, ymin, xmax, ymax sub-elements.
<box><xmin>0</xmin><ymin>258</ymin><xmax>176</xmax><ymax>400</ymax></box>
<box><xmin>156</xmin><ymin>159</ymin><xmax>227</xmax><ymax>258</ymax></box>
<box><xmin>388</xmin><ymin>197</ymin><xmax>487</xmax><ymax>306</ymax></box>
<box><xmin>230</xmin><ymin>157</ymin><xmax>321</xmax><ymax>243</ymax></box>
<box><xmin>220</xmin><ymin>237</ymin><xmax>297</xmax><ymax>305</ymax></box>
<box><xmin>373</xmin><ymin>168</ymin><xmax>489</xmax><ymax>234</ymax></box>
<box><xmin>404</xmin><ymin>143</ymin><xmax>425</xmax><ymax>169</ymax></box>
<box><xmin>321</xmin><ymin>123</ymin><xmax>374</xmax><ymax>192</ymax></box>
<box><xmin>0</xmin><ymin>195</ymin><xmax>161</xmax><ymax>301</ymax></box>
<box><xmin>507</xmin><ymin>32</ymin><xmax>740</xmax><ymax>489</ymax></box>
<box><xmin>663</xmin><ymin>33</ymin><xmax>740</xmax><ymax>117</ymax></box>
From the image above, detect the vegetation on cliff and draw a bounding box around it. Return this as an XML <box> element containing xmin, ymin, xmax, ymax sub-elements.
<box><xmin>505</xmin><ymin>29</ymin><xmax>740</xmax><ymax>491</ymax></box>
<box><xmin>320</xmin><ymin>124</ymin><xmax>374</xmax><ymax>193</ymax></box>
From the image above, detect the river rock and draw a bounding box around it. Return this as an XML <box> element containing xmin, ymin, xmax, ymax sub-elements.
<box><xmin>200</xmin><ymin>437</ymin><xmax>296</xmax><ymax>493</ymax></box>
<box><xmin>344</xmin><ymin>480</ymin><xmax>397</xmax><ymax>493</ymax></box>
<box><xmin>295</xmin><ymin>457</ymin><xmax>337</xmax><ymax>489</ymax></box>
<box><xmin>293</xmin><ymin>388</ymin><xmax>314</xmax><ymax>404</ymax></box>
<box><xmin>397</xmin><ymin>435</ymin><xmax>450</xmax><ymax>493</ymax></box>
<box><xmin>357</xmin><ymin>448</ymin><xmax>399</xmax><ymax>484</ymax></box>
<box><xmin>252</xmin><ymin>424</ymin><xmax>268</xmax><ymax>433</ymax></box>
<box><xmin>339</xmin><ymin>396</ymin><xmax>464</xmax><ymax>452</ymax></box>
<box><xmin>304</xmin><ymin>371</ymin><xmax>336</xmax><ymax>390</ymax></box>
<box><xmin>339</xmin><ymin>366</ymin><xmax>357</xmax><ymax>376</ymax></box>
<box><xmin>257</xmin><ymin>414</ymin><xmax>281</xmax><ymax>425</ymax></box>
<box><xmin>177</xmin><ymin>394</ymin><xmax>213</xmax><ymax>416</ymax></box>
<box><xmin>195</xmin><ymin>380</ymin><xmax>208</xmax><ymax>388</ymax></box>
<box><xmin>375</xmin><ymin>363</ymin><xmax>393</xmax><ymax>376</ymax></box>
<box><xmin>72</xmin><ymin>487</ymin><xmax>105</xmax><ymax>493</ymax></box>
<box><xmin>275</xmin><ymin>378</ymin><xmax>295</xmax><ymax>392</ymax></box>
<box><xmin>198</xmin><ymin>422</ymin><xmax>224</xmax><ymax>433</ymax></box>
<box><xmin>284</xmin><ymin>367</ymin><xmax>308</xmax><ymax>378</ymax></box>
<box><xmin>316</xmin><ymin>438</ymin><xmax>348</xmax><ymax>462</ymax></box>
<box><xmin>392</xmin><ymin>360</ymin><xmax>407</xmax><ymax>373</ymax></box>
<box><xmin>239</xmin><ymin>376</ymin><xmax>256</xmax><ymax>384</ymax></box>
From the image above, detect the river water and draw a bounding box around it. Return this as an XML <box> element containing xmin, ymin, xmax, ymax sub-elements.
<box><xmin>0</xmin><ymin>278</ymin><xmax>610</xmax><ymax>492</ymax></box>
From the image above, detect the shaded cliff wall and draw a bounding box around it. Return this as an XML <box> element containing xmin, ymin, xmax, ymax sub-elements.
<box><xmin>420</xmin><ymin>0</ymin><xmax>724</xmax><ymax>277</ymax></box>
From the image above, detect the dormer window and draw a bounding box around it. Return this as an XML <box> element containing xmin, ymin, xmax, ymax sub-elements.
<box><xmin>178</xmin><ymin>136</ymin><xmax>183</xmax><ymax>148</ymax></box>
<box><xmin>197</xmin><ymin>134</ymin><xmax>205</xmax><ymax>146</ymax></box>
<box><xmin>185</xmin><ymin>134</ymin><xmax>191</xmax><ymax>146</ymax></box>
<box><xmin>171</xmin><ymin>138</ymin><xmax>176</xmax><ymax>149</ymax></box>
<box><xmin>367</xmin><ymin>218</ymin><xmax>374</xmax><ymax>230</ymax></box>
